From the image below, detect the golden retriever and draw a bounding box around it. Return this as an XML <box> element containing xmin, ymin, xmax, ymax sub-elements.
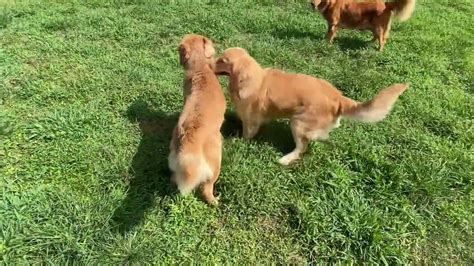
<box><xmin>310</xmin><ymin>0</ymin><xmax>416</xmax><ymax>51</ymax></box>
<box><xmin>168</xmin><ymin>34</ymin><xmax>226</xmax><ymax>205</ymax></box>
<box><xmin>215</xmin><ymin>48</ymin><xmax>408</xmax><ymax>165</ymax></box>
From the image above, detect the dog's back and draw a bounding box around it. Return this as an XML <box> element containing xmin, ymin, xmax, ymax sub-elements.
<box><xmin>261</xmin><ymin>69</ymin><xmax>343</xmax><ymax>119</ymax></box>
<box><xmin>174</xmin><ymin>69</ymin><xmax>225</xmax><ymax>154</ymax></box>
<box><xmin>341</xmin><ymin>1</ymin><xmax>387</xmax><ymax>29</ymax></box>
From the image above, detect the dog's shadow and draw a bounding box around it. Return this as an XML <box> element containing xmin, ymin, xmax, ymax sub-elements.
<box><xmin>270</xmin><ymin>27</ymin><xmax>371</xmax><ymax>52</ymax></box>
<box><xmin>111</xmin><ymin>100</ymin><xmax>178</xmax><ymax>233</ymax></box>
<box><xmin>337</xmin><ymin>36</ymin><xmax>371</xmax><ymax>51</ymax></box>
<box><xmin>222</xmin><ymin>112</ymin><xmax>295</xmax><ymax>155</ymax></box>
<box><xmin>270</xmin><ymin>27</ymin><xmax>323</xmax><ymax>40</ymax></box>
<box><xmin>112</xmin><ymin>102</ymin><xmax>299</xmax><ymax>232</ymax></box>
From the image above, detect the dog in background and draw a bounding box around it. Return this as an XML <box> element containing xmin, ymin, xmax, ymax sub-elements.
<box><xmin>310</xmin><ymin>0</ymin><xmax>416</xmax><ymax>51</ymax></box>
<box><xmin>215</xmin><ymin>48</ymin><xmax>408</xmax><ymax>165</ymax></box>
<box><xmin>168</xmin><ymin>34</ymin><xmax>226</xmax><ymax>205</ymax></box>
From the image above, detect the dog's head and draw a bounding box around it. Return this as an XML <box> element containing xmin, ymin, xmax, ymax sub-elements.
<box><xmin>215</xmin><ymin>48</ymin><xmax>263</xmax><ymax>99</ymax></box>
<box><xmin>215</xmin><ymin>48</ymin><xmax>252</xmax><ymax>76</ymax></box>
<box><xmin>178</xmin><ymin>34</ymin><xmax>216</xmax><ymax>68</ymax></box>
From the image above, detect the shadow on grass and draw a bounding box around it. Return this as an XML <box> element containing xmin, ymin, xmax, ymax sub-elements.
<box><xmin>222</xmin><ymin>112</ymin><xmax>295</xmax><ymax>155</ymax></box>
<box><xmin>336</xmin><ymin>36</ymin><xmax>371</xmax><ymax>51</ymax></box>
<box><xmin>112</xmin><ymin>103</ymin><xmax>297</xmax><ymax>232</ymax></box>
<box><xmin>270</xmin><ymin>27</ymin><xmax>372</xmax><ymax>52</ymax></box>
<box><xmin>112</xmin><ymin>100</ymin><xmax>177</xmax><ymax>233</ymax></box>
<box><xmin>270</xmin><ymin>27</ymin><xmax>323</xmax><ymax>40</ymax></box>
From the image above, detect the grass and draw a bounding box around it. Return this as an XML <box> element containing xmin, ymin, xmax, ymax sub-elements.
<box><xmin>1</xmin><ymin>0</ymin><xmax>473</xmax><ymax>263</ymax></box>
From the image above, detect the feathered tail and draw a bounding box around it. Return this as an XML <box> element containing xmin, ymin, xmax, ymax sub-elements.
<box><xmin>339</xmin><ymin>83</ymin><xmax>408</xmax><ymax>123</ymax></box>
<box><xmin>386</xmin><ymin>0</ymin><xmax>416</xmax><ymax>21</ymax></box>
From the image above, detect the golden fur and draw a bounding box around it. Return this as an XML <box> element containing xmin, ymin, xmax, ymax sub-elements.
<box><xmin>310</xmin><ymin>0</ymin><xmax>416</xmax><ymax>50</ymax></box>
<box><xmin>216</xmin><ymin>48</ymin><xmax>408</xmax><ymax>165</ymax></box>
<box><xmin>168</xmin><ymin>34</ymin><xmax>226</xmax><ymax>205</ymax></box>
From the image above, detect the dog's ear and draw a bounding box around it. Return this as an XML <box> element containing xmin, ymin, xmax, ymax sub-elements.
<box><xmin>234</xmin><ymin>59</ymin><xmax>257</xmax><ymax>100</ymax></box>
<box><xmin>203</xmin><ymin>37</ymin><xmax>215</xmax><ymax>58</ymax></box>
<box><xmin>238</xmin><ymin>83</ymin><xmax>256</xmax><ymax>99</ymax></box>
<box><xmin>179</xmin><ymin>43</ymin><xmax>190</xmax><ymax>65</ymax></box>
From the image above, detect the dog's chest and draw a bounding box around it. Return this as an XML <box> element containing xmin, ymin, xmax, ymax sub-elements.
<box><xmin>234</xmin><ymin>99</ymin><xmax>251</xmax><ymax>118</ymax></box>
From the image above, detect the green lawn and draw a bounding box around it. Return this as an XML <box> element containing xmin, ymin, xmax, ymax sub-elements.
<box><xmin>1</xmin><ymin>0</ymin><xmax>473</xmax><ymax>263</ymax></box>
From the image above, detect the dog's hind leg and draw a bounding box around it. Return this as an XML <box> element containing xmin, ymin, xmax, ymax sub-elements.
<box><xmin>378</xmin><ymin>13</ymin><xmax>392</xmax><ymax>51</ymax></box>
<box><xmin>384</xmin><ymin>16</ymin><xmax>393</xmax><ymax>42</ymax></box>
<box><xmin>370</xmin><ymin>29</ymin><xmax>378</xmax><ymax>42</ymax></box>
<box><xmin>201</xmin><ymin>175</ymin><xmax>219</xmax><ymax>206</ymax></box>
<box><xmin>326</xmin><ymin>23</ymin><xmax>338</xmax><ymax>44</ymax></box>
<box><xmin>279</xmin><ymin>135</ymin><xmax>309</xmax><ymax>166</ymax></box>
<box><xmin>201</xmin><ymin>134</ymin><xmax>222</xmax><ymax>206</ymax></box>
<box><xmin>279</xmin><ymin>120</ymin><xmax>310</xmax><ymax>166</ymax></box>
<box><xmin>376</xmin><ymin>26</ymin><xmax>386</xmax><ymax>51</ymax></box>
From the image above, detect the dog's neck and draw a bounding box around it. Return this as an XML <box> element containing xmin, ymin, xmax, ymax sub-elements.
<box><xmin>181</xmin><ymin>62</ymin><xmax>216</xmax><ymax>100</ymax></box>
<box><xmin>184</xmin><ymin>61</ymin><xmax>215</xmax><ymax>77</ymax></box>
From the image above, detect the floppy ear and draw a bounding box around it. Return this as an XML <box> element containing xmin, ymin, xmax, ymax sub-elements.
<box><xmin>234</xmin><ymin>62</ymin><xmax>257</xmax><ymax>100</ymax></box>
<box><xmin>179</xmin><ymin>43</ymin><xmax>190</xmax><ymax>65</ymax></box>
<box><xmin>238</xmin><ymin>83</ymin><xmax>256</xmax><ymax>99</ymax></box>
<box><xmin>203</xmin><ymin>37</ymin><xmax>215</xmax><ymax>58</ymax></box>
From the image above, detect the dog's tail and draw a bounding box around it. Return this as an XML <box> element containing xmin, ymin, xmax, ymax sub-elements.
<box><xmin>174</xmin><ymin>153</ymin><xmax>213</xmax><ymax>195</ymax></box>
<box><xmin>386</xmin><ymin>0</ymin><xmax>416</xmax><ymax>21</ymax></box>
<box><xmin>339</xmin><ymin>83</ymin><xmax>408</xmax><ymax>123</ymax></box>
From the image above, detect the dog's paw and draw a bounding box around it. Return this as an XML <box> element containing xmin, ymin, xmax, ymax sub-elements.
<box><xmin>279</xmin><ymin>155</ymin><xmax>296</xmax><ymax>166</ymax></box>
<box><xmin>209</xmin><ymin>197</ymin><xmax>219</xmax><ymax>207</ymax></box>
<box><xmin>206</xmin><ymin>192</ymin><xmax>220</xmax><ymax>207</ymax></box>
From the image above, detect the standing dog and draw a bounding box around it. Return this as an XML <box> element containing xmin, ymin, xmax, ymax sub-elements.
<box><xmin>168</xmin><ymin>34</ymin><xmax>226</xmax><ymax>205</ymax></box>
<box><xmin>215</xmin><ymin>48</ymin><xmax>408</xmax><ymax>165</ymax></box>
<box><xmin>310</xmin><ymin>0</ymin><xmax>416</xmax><ymax>51</ymax></box>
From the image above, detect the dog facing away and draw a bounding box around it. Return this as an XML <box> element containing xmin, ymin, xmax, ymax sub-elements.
<box><xmin>310</xmin><ymin>0</ymin><xmax>416</xmax><ymax>50</ymax></box>
<box><xmin>168</xmin><ymin>34</ymin><xmax>226</xmax><ymax>205</ymax></box>
<box><xmin>215</xmin><ymin>48</ymin><xmax>408</xmax><ymax>165</ymax></box>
